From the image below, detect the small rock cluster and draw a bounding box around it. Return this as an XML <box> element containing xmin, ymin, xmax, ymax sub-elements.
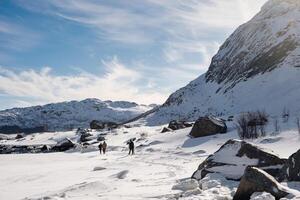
<box><xmin>192</xmin><ymin>139</ymin><xmax>300</xmax><ymax>199</ymax></box>
<box><xmin>161</xmin><ymin>120</ymin><xmax>193</xmax><ymax>133</ymax></box>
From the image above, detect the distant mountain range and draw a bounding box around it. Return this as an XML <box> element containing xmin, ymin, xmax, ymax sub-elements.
<box><xmin>0</xmin><ymin>98</ymin><xmax>155</xmax><ymax>133</ymax></box>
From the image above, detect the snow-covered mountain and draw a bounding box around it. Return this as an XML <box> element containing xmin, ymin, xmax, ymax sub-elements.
<box><xmin>146</xmin><ymin>0</ymin><xmax>300</xmax><ymax>125</ymax></box>
<box><xmin>0</xmin><ymin>98</ymin><xmax>153</xmax><ymax>133</ymax></box>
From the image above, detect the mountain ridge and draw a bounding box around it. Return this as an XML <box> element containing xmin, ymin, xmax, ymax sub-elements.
<box><xmin>0</xmin><ymin>98</ymin><xmax>154</xmax><ymax>133</ymax></box>
<box><xmin>145</xmin><ymin>0</ymin><xmax>300</xmax><ymax>125</ymax></box>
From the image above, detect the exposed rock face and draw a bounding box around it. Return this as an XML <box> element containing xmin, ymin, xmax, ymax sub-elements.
<box><xmin>280</xmin><ymin>149</ymin><xmax>300</xmax><ymax>182</ymax></box>
<box><xmin>233</xmin><ymin>167</ymin><xmax>289</xmax><ymax>200</ymax></box>
<box><xmin>192</xmin><ymin>140</ymin><xmax>285</xmax><ymax>180</ymax></box>
<box><xmin>189</xmin><ymin>116</ymin><xmax>227</xmax><ymax>138</ymax></box>
<box><xmin>205</xmin><ymin>0</ymin><xmax>300</xmax><ymax>89</ymax></box>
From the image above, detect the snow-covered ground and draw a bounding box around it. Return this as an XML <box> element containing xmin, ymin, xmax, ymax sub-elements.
<box><xmin>1</xmin><ymin>119</ymin><xmax>300</xmax><ymax>200</ymax></box>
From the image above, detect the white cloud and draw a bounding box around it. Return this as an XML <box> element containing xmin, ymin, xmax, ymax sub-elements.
<box><xmin>0</xmin><ymin>58</ymin><xmax>167</xmax><ymax>108</ymax></box>
<box><xmin>4</xmin><ymin>0</ymin><xmax>268</xmax><ymax>108</ymax></box>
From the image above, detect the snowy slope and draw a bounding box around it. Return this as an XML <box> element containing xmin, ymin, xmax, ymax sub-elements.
<box><xmin>147</xmin><ymin>0</ymin><xmax>300</xmax><ymax>125</ymax></box>
<box><xmin>1</xmin><ymin>118</ymin><xmax>300</xmax><ymax>200</ymax></box>
<box><xmin>0</xmin><ymin>98</ymin><xmax>153</xmax><ymax>132</ymax></box>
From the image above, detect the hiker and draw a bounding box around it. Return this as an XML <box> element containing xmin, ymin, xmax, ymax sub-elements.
<box><xmin>98</xmin><ymin>142</ymin><xmax>103</xmax><ymax>154</ymax></box>
<box><xmin>128</xmin><ymin>139</ymin><xmax>134</xmax><ymax>155</ymax></box>
<box><xmin>102</xmin><ymin>141</ymin><xmax>107</xmax><ymax>154</ymax></box>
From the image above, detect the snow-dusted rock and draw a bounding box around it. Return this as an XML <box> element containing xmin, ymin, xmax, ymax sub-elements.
<box><xmin>192</xmin><ymin>139</ymin><xmax>285</xmax><ymax>180</ymax></box>
<box><xmin>189</xmin><ymin>116</ymin><xmax>227</xmax><ymax>138</ymax></box>
<box><xmin>52</xmin><ymin>138</ymin><xmax>75</xmax><ymax>152</ymax></box>
<box><xmin>172</xmin><ymin>179</ymin><xmax>199</xmax><ymax>192</ymax></box>
<box><xmin>168</xmin><ymin>120</ymin><xmax>193</xmax><ymax>131</ymax></box>
<box><xmin>233</xmin><ymin>167</ymin><xmax>290</xmax><ymax>200</ymax></box>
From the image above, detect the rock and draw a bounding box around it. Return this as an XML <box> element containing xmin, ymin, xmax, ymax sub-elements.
<box><xmin>52</xmin><ymin>138</ymin><xmax>75</xmax><ymax>152</ymax></box>
<box><xmin>168</xmin><ymin>120</ymin><xmax>193</xmax><ymax>131</ymax></box>
<box><xmin>279</xmin><ymin>149</ymin><xmax>300</xmax><ymax>182</ymax></box>
<box><xmin>41</xmin><ymin>145</ymin><xmax>51</xmax><ymax>152</ymax></box>
<box><xmin>79</xmin><ymin>132</ymin><xmax>93</xmax><ymax>143</ymax></box>
<box><xmin>189</xmin><ymin>116</ymin><xmax>227</xmax><ymax>138</ymax></box>
<box><xmin>161</xmin><ymin>127</ymin><xmax>173</xmax><ymax>133</ymax></box>
<box><xmin>97</xmin><ymin>135</ymin><xmax>105</xmax><ymax>142</ymax></box>
<box><xmin>93</xmin><ymin>166</ymin><xmax>106</xmax><ymax>171</ymax></box>
<box><xmin>15</xmin><ymin>134</ymin><xmax>24</xmax><ymax>139</ymax></box>
<box><xmin>90</xmin><ymin>120</ymin><xmax>118</xmax><ymax>130</ymax></box>
<box><xmin>233</xmin><ymin>167</ymin><xmax>290</xmax><ymax>200</ymax></box>
<box><xmin>192</xmin><ymin>139</ymin><xmax>286</xmax><ymax>181</ymax></box>
<box><xmin>90</xmin><ymin>120</ymin><xmax>105</xmax><ymax>129</ymax></box>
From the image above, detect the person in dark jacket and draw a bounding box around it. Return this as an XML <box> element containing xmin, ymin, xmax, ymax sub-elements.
<box><xmin>128</xmin><ymin>139</ymin><xmax>134</xmax><ymax>155</ymax></box>
<box><xmin>98</xmin><ymin>142</ymin><xmax>103</xmax><ymax>154</ymax></box>
<box><xmin>102</xmin><ymin>141</ymin><xmax>107</xmax><ymax>154</ymax></box>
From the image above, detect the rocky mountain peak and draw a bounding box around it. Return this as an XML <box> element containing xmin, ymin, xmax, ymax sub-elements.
<box><xmin>205</xmin><ymin>0</ymin><xmax>300</xmax><ymax>91</ymax></box>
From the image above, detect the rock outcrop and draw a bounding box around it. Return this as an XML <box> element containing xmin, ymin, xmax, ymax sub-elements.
<box><xmin>189</xmin><ymin>116</ymin><xmax>227</xmax><ymax>138</ymax></box>
<box><xmin>233</xmin><ymin>166</ymin><xmax>290</xmax><ymax>200</ymax></box>
<box><xmin>52</xmin><ymin>138</ymin><xmax>75</xmax><ymax>152</ymax></box>
<box><xmin>279</xmin><ymin>149</ymin><xmax>300</xmax><ymax>182</ymax></box>
<box><xmin>192</xmin><ymin>139</ymin><xmax>285</xmax><ymax>180</ymax></box>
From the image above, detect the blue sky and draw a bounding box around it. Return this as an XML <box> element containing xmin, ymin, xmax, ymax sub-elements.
<box><xmin>0</xmin><ymin>0</ymin><xmax>267</xmax><ymax>109</ymax></box>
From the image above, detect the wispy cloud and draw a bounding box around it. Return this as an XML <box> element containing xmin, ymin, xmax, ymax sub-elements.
<box><xmin>0</xmin><ymin>58</ymin><xmax>167</xmax><ymax>108</ymax></box>
<box><xmin>0</xmin><ymin>18</ymin><xmax>41</xmax><ymax>63</ymax></box>
<box><xmin>2</xmin><ymin>0</ymin><xmax>267</xmax><ymax>108</ymax></box>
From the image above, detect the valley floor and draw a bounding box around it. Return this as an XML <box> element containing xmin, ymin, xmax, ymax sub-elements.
<box><xmin>1</xmin><ymin>121</ymin><xmax>300</xmax><ymax>200</ymax></box>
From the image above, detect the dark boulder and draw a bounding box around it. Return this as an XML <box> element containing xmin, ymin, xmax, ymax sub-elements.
<box><xmin>41</xmin><ymin>145</ymin><xmax>51</xmax><ymax>152</ymax></box>
<box><xmin>52</xmin><ymin>138</ymin><xmax>75</xmax><ymax>152</ymax></box>
<box><xmin>15</xmin><ymin>134</ymin><xmax>24</xmax><ymax>139</ymax></box>
<box><xmin>192</xmin><ymin>139</ymin><xmax>286</xmax><ymax>181</ymax></box>
<box><xmin>279</xmin><ymin>149</ymin><xmax>300</xmax><ymax>182</ymax></box>
<box><xmin>233</xmin><ymin>166</ymin><xmax>290</xmax><ymax>200</ymax></box>
<box><xmin>189</xmin><ymin>116</ymin><xmax>227</xmax><ymax>138</ymax></box>
<box><xmin>161</xmin><ymin>127</ymin><xmax>173</xmax><ymax>133</ymax></box>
